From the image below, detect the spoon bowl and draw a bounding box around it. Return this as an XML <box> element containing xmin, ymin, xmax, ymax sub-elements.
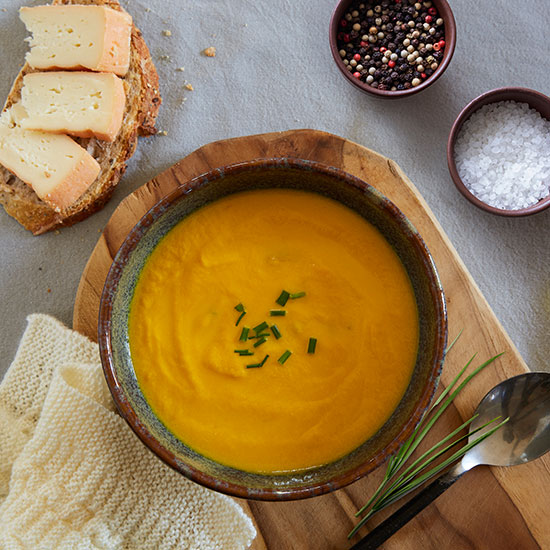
<box><xmin>464</xmin><ymin>372</ymin><xmax>550</xmax><ymax>469</ymax></box>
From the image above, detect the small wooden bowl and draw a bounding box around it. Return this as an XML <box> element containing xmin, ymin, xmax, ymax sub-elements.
<box><xmin>447</xmin><ymin>87</ymin><xmax>550</xmax><ymax>217</ymax></box>
<box><xmin>329</xmin><ymin>0</ymin><xmax>456</xmax><ymax>99</ymax></box>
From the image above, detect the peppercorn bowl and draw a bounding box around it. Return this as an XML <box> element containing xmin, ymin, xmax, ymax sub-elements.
<box><xmin>329</xmin><ymin>0</ymin><xmax>456</xmax><ymax>98</ymax></box>
<box><xmin>98</xmin><ymin>158</ymin><xmax>447</xmax><ymax>500</ymax></box>
<box><xmin>447</xmin><ymin>87</ymin><xmax>550</xmax><ymax>216</ymax></box>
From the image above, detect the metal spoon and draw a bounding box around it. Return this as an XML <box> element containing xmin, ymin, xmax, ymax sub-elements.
<box><xmin>351</xmin><ymin>372</ymin><xmax>550</xmax><ymax>550</ymax></box>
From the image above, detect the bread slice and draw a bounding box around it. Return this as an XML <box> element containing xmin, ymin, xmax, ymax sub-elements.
<box><xmin>0</xmin><ymin>0</ymin><xmax>161</xmax><ymax>235</ymax></box>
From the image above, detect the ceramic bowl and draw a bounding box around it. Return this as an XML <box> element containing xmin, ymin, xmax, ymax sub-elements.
<box><xmin>447</xmin><ymin>87</ymin><xmax>550</xmax><ymax>217</ymax></box>
<box><xmin>329</xmin><ymin>0</ymin><xmax>456</xmax><ymax>98</ymax></box>
<box><xmin>98</xmin><ymin>158</ymin><xmax>447</xmax><ymax>500</ymax></box>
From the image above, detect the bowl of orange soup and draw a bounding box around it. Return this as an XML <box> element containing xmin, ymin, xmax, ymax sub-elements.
<box><xmin>98</xmin><ymin>158</ymin><xmax>447</xmax><ymax>500</ymax></box>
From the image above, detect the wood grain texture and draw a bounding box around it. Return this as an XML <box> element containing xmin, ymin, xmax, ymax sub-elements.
<box><xmin>73</xmin><ymin>130</ymin><xmax>550</xmax><ymax>549</ymax></box>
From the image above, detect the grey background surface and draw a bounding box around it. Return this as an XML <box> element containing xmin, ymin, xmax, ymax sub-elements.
<box><xmin>1</xmin><ymin>0</ymin><xmax>549</xmax><ymax>381</ymax></box>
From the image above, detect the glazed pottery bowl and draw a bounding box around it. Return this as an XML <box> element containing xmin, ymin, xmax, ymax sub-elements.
<box><xmin>447</xmin><ymin>87</ymin><xmax>550</xmax><ymax>216</ymax></box>
<box><xmin>329</xmin><ymin>0</ymin><xmax>456</xmax><ymax>99</ymax></box>
<box><xmin>98</xmin><ymin>158</ymin><xmax>447</xmax><ymax>500</ymax></box>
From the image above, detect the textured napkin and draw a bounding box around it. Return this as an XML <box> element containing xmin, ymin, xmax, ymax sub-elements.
<box><xmin>0</xmin><ymin>314</ymin><xmax>256</xmax><ymax>550</ymax></box>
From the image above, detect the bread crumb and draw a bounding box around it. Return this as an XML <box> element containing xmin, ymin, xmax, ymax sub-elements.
<box><xmin>159</xmin><ymin>55</ymin><xmax>171</xmax><ymax>62</ymax></box>
<box><xmin>47</xmin><ymin>288</ymin><xmax>51</xmax><ymax>293</ymax></box>
<box><xmin>1</xmin><ymin>8</ymin><xmax>7</xmax><ymax>12</ymax></box>
<box><xmin>185</xmin><ymin>83</ymin><xmax>194</xmax><ymax>91</ymax></box>
<box><xmin>202</xmin><ymin>46</ymin><xmax>216</xmax><ymax>57</ymax></box>
<box><xmin>54</xmin><ymin>230</ymin><xmax>60</xmax><ymax>235</ymax></box>
<box><xmin>162</xmin><ymin>30</ymin><xmax>172</xmax><ymax>37</ymax></box>
<box><xmin>158</xmin><ymin>130</ymin><xmax>168</xmax><ymax>136</ymax></box>
<box><xmin>176</xmin><ymin>67</ymin><xmax>185</xmax><ymax>72</ymax></box>
<box><xmin>145</xmin><ymin>7</ymin><xmax>151</xmax><ymax>12</ymax></box>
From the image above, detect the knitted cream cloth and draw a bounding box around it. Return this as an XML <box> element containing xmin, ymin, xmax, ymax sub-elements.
<box><xmin>0</xmin><ymin>314</ymin><xmax>256</xmax><ymax>550</ymax></box>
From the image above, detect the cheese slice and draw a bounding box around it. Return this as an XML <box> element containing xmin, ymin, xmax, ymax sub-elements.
<box><xmin>0</xmin><ymin>111</ymin><xmax>100</xmax><ymax>212</ymax></box>
<box><xmin>19</xmin><ymin>71</ymin><xmax>126</xmax><ymax>142</ymax></box>
<box><xmin>20</xmin><ymin>5</ymin><xmax>132</xmax><ymax>76</ymax></box>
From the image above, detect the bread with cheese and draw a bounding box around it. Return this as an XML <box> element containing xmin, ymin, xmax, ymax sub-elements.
<box><xmin>0</xmin><ymin>0</ymin><xmax>160</xmax><ymax>235</ymax></box>
<box><xmin>20</xmin><ymin>5</ymin><xmax>132</xmax><ymax>76</ymax></box>
<box><xmin>19</xmin><ymin>71</ymin><xmax>126</xmax><ymax>142</ymax></box>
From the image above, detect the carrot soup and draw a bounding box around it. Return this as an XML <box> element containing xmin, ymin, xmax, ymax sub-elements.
<box><xmin>128</xmin><ymin>189</ymin><xmax>419</xmax><ymax>473</ymax></box>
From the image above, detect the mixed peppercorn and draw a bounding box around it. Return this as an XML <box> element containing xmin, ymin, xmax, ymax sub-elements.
<box><xmin>336</xmin><ymin>0</ymin><xmax>446</xmax><ymax>91</ymax></box>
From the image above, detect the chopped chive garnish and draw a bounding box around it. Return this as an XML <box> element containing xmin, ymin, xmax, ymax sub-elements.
<box><xmin>235</xmin><ymin>311</ymin><xmax>246</xmax><ymax>326</ymax></box>
<box><xmin>270</xmin><ymin>310</ymin><xmax>286</xmax><ymax>316</ymax></box>
<box><xmin>239</xmin><ymin>327</ymin><xmax>249</xmax><ymax>341</ymax></box>
<box><xmin>290</xmin><ymin>291</ymin><xmax>306</xmax><ymax>299</ymax></box>
<box><xmin>234</xmin><ymin>349</ymin><xmax>253</xmax><ymax>356</ymax></box>
<box><xmin>308</xmin><ymin>337</ymin><xmax>317</xmax><ymax>354</ymax></box>
<box><xmin>278</xmin><ymin>350</ymin><xmax>292</xmax><ymax>364</ymax></box>
<box><xmin>250</xmin><ymin>332</ymin><xmax>270</xmax><ymax>339</ymax></box>
<box><xmin>234</xmin><ymin>303</ymin><xmax>247</xmax><ymax>326</ymax></box>
<box><xmin>253</xmin><ymin>321</ymin><xmax>269</xmax><ymax>334</ymax></box>
<box><xmin>253</xmin><ymin>336</ymin><xmax>268</xmax><ymax>348</ymax></box>
<box><xmin>270</xmin><ymin>325</ymin><xmax>282</xmax><ymax>339</ymax></box>
<box><xmin>276</xmin><ymin>290</ymin><xmax>290</xmax><ymax>307</ymax></box>
<box><xmin>246</xmin><ymin>354</ymin><xmax>269</xmax><ymax>369</ymax></box>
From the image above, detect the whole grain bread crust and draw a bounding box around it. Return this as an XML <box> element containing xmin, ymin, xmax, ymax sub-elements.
<box><xmin>0</xmin><ymin>0</ymin><xmax>161</xmax><ymax>234</ymax></box>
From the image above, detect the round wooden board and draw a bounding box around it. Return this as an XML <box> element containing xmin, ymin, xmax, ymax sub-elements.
<box><xmin>74</xmin><ymin>130</ymin><xmax>548</xmax><ymax>549</ymax></box>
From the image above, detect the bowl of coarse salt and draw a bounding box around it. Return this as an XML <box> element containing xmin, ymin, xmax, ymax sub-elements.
<box><xmin>447</xmin><ymin>87</ymin><xmax>550</xmax><ymax>216</ymax></box>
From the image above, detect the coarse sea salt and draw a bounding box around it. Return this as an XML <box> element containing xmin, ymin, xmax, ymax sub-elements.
<box><xmin>454</xmin><ymin>100</ymin><xmax>550</xmax><ymax>210</ymax></box>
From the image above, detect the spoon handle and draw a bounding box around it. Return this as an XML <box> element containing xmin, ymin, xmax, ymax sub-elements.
<box><xmin>350</xmin><ymin>462</ymin><xmax>468</xmax><ymax>549</ymax></box>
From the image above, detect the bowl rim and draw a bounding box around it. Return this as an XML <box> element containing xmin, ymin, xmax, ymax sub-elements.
<box><xmin>98</xmin><ymin>157</ymin><xmax>447</xmax><ymax>500</ymax></box>
<box><xmin>447</xmin><ymin>86</ymin><xmax>550</xmax><ymax>217</ymax></box>
<box><xmin>328</xmin><ymin>0</ymin><xmax>457</xmax><ymax>98</ymax></box>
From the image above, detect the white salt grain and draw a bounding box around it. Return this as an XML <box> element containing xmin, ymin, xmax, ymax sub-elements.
<box><xmin>454</xmin><ymin>100</ymin><xmax>550</xmax><ymax>210</ymax></box>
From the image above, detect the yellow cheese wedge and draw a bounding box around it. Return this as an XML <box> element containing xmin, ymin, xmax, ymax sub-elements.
<box><xmin>20</xmin><ymin>5</ymin><xmax>132</xmax><ymax>76</ymax></box>
<box><xmin>0</xmin><ymin>112</ymin><xmax>100</xmax><ymax>212</ymax></box>
<box><xmin>18</xmin><ymin>72</ymin><xmax>126</xmax><ymax>142</ymax></box>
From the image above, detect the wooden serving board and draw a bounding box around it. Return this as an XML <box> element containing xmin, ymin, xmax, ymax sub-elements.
<box><xmin>74</xmin><ymin>130</ymin><xmax>550</xmax><ymax>549</ymax></box>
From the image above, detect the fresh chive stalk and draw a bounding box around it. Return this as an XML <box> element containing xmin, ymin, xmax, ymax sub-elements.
<box><xmin>307</xmin><ymin>338</ymin><xmax>317</xmax><ymax>354</ymax></box>
<box><xmin>278</xmin><ymin>350</ymin><xmax>292</xmax><ymax>364</ymax></box>
<box><xmin>290</xmin><ymin>291</ymin><xmax>306</xmax><ymax>299</ymax></box>
<box><xmin>348</xmin><ymin>335</ymin><xmax>507</xmax><ymax>539</ymax></box>
<box><xmin>276</xmin><ymin>290</ymin><xmax>290</xmax><ymax>307</ymax></box>
<box><xmin>270</xmin><ymin>325</ymin><xmax>282</xmax><ymax>339</ymax></box>
<box><xmin>270</xmin><ymin>310</ymin><xmax>286</xmax><ymax>317</ymax></box>
<box><xmin>234</xmin><ymin>303</ymin><xmax>245</xmax><ymax>312</ymax></box>
<box><xmin>239</xmin><ymin>327</ymin><xmax>250</xmax><ymax>341</ymax></box>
